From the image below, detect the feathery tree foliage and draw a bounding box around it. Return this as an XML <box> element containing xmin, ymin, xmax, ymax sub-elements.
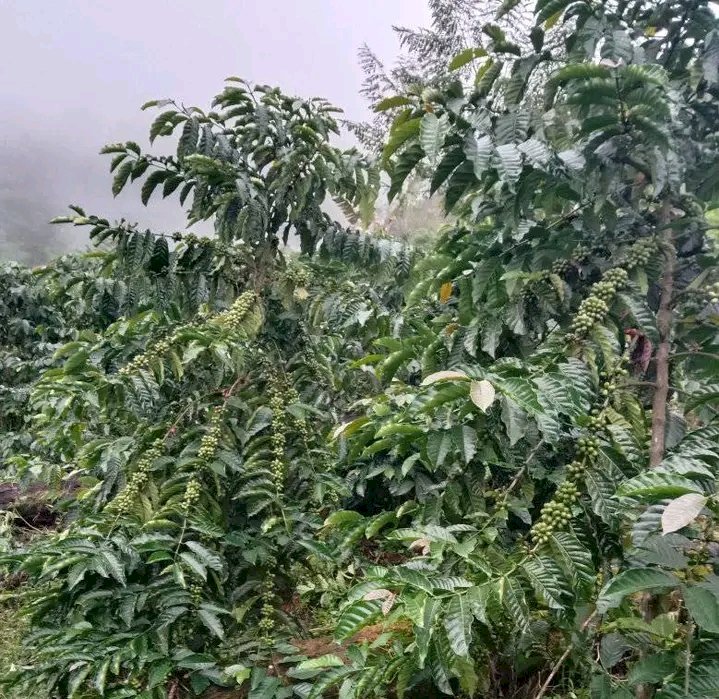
<box><xmin>2</xmin><ymin>2</ymin><xmax>719</xmax><ymax>699</ymax></box>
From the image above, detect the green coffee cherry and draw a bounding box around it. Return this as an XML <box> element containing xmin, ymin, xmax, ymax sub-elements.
<box><xmin>216</xmin><ymin>290</ymin><xmax>256</xmax><ymax>332</ymax></box>
<box><xmin>572</xmin><ymin>244</ymin><xmax>589</xmax><ymax>263</ymax></box>
<box><xmin>706</xmin><ymin>281</ymin><xmax>719</xmax><ymax>305</ymax></box>
<box><xmin>624</xmin><ymin>238</ymin><xmax>655</xmax><ymax>269</ymax></box>
<box><xmin>112</xmin><ymin>439</ymin><xmax>164</xmax><ymax>514</ymax></box>
<box><xmin>182</xmin><ymin>477</ymin><xmax>202</xmax><ymax>511</ymax></box>
<box><xmin>552</xmin><ymin>259</ymin><xmax>571</xmax><ymax>276</ymax></box>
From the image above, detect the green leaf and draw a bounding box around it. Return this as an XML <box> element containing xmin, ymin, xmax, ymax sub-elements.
<box><xmin>549</xmin><ymin>532</ymin><xmax>595</xmax><ymax>586</ymax></box>
<box><xmin>198</xmin><ymin>608</ymin><xmax>225</xmax><ymax>639</ymax></box>
<box><xmin>522</xmin><ymin>555</ymin><xmax>569</xmax><ymax>610</ymax></box>
<box><xmin>420</xmin><ymin>113</ymin><xmax>450</xmax><ymax>164</ymax></box>
<box><xmin>141</xmin><ymin>170</ymin><xmax>171</xmax><ymax>205</ymax></box>
<box><xmin>335</xmin><ymin>600</ymin><xmax>381</xmax><ymax>640</ymax></box>
<box><xmin>149</xmin><ymin>110</ymin><xmax>178</xmax><ymax>143</ymax></box>
<box><xmin>501</xmin><ymin>396</ymin><xmax>528</xmax><ymax>446</ymax></box>
<box><xmin>617</xmin><ymin>293</ymin><xmax>659</xmax><ymax>343</ymax></box>
<box><xmin>464</xmin><ymin>133</ymin><xmax>493</xmax><ymax>180</ymax></box>
<box><xmin>449</xmin><ymin>47</ymin><xmax>488</xmax><ymax>71</ymax></box>
<box><xmin>684</xmin><ymin>585</ymin><xmax>719</xmax><ymax>633</ymax></box>
<box><xmin>430</xmin><ymin>146</ymin><xmax>465</xmax><ymax>195</ymax></box>
<box><xmin>382</xmin><ymin>117</ymin><xmax>422</xmax><ymax>163</ymax></box>
<box><xmin>68</xmin><ymin>664</ymin><xmax>92</xmax><ymax>697</ymax></box>
<box><xmin>626</xmin><ymin>652</ymin><xmax>676</xmax><ymax>686</ymax></box>
<box><xmin>600</xmin><ymin>632</ymin><xmax>629</xmax><ymax>670</ymax></box>
<box><xmin>185</xmin><ymin>541</ymin><xmax>223</xmax><ymax>571</ymax></box>
<box><xmin>444</xmin><ymin>594</ymin><xmax>473</xmax><ymax>656</ymax></box>
<box><xmin>179</xmin><ymin>551</ymin><xmax>207</xmax><ymax>581</ymax></box>
<box><xmin>374</xmin><ymin>95</ymin><xmax>414</xmax><ymax>112</ymax></box>
<box><xmin>100</xmin><ymin>551</ymin><xmax>126</xmax><ymax>585</ymax></box>
<box><xmin>618</xmin><ymin>472</ymin><xmax>702</xmax><ymax>501</ymax></box>
<box><xmin>112</xmin><ymin>161</ymin><xmax>133</xmax><ymax>197</ymax></box>
<box><xmin>496</xmin><ymin>143</ymin><xmax>523</xmax><ymax>181</ymax></box>
<box><xmin>597</xmin><ymin>568</ymin><xmax>678</xmax><ymax>612</ymax></box>
<box><xmin>94</xmin><ymin>658</ymin><xmax>111</xmax><ymax>695</ymax></box>
<box><xmin>388</xmin><ymin>143</ymin><xmax>425</xmax><ymax>201</ymax></box>
<box><xmin>454</xmin><ymin>425</ymin><xmax>477</xmax><ymax>465</ymax></box>
<box><xmin>147</xmin><ymin>660</ymin><xmax>173</xmax><ymax>689</ymax></box>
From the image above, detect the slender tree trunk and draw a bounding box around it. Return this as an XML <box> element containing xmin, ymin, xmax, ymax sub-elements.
<box><xmin>649</xmin><ymin>229</ymin><xmax>676</xmax><ymax>466</ymax></box>
<box><xmin>637</xmin><ymin>227</ymin><xmax>676</xmax><ymax>699</ymax></box>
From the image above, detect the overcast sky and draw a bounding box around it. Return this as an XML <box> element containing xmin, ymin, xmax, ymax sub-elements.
<box><xmin>0</xmin><ymin>0</ymin><xmax>429</xmax><ymax>263</ymax></box>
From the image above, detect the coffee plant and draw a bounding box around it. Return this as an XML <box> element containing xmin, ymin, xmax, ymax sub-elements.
<box><xmin>3</xmin><ymin>2</ymin><xmax>719</xmax><ymax>699</ymax></box>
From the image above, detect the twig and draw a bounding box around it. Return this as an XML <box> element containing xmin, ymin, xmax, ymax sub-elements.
<box><xmin>506</xmin><ymin>440</ymin><xmax>544</xmax><ymax>497</ymax></box>
<box><xmin>535</xmin><ymin>610</ymin><xmax>598</xmax><ymax>699</ymax></box>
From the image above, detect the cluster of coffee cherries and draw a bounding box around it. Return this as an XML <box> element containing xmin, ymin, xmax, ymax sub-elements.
<box><xmin>599</xmin><ymin>367</ymin><xmax>628</xmax><ymax>396</ymax></box>
<box><xmin>182</xmin><ymin>406</ymin><xmax>226</xmax><ymax>511</ymax></box>
<box><xmin>190</xmin><ymin>580</ymin><xmax>203</xmax><ymax>606</ymax></box>
<box><xmin>531</xmin><ymin>481</ymin><xmax>580</xmax><ymax>545</ymax></box>
<box><xmin>268</xmin><ymin>379</ymin><xmax>288</xmax><ymax>491</ymax></box>
<box><xmin>258</xmin><ymin>571</ymin><xmax>276</xmax><ymax>646</ymax></box>
<box><xmin>118</xmin><ymin>320</ymin><xmax>200</xmax><ymax>376</ymax></box>
<box><xmin>285</xmin><ymin>261</ymin><xmax>312</xmax><ymax>287</ymax></box>
<box><xmin>197</xmin><ymin>406</ymin><xmax>226</xmax><ymax>462</ymax></box>
<box><xmin>302</xmin><ymin>348</ymin><xmax>324</xmax><ymax>378</ymax></box>
<box><xmin>118</xmin><ymin>338</ymin><xmax>170</xmax><ymax>376</ymax></box>
<box><xmin>576</xmin><ymin>434</ymin><xmax>600</xmax><ymax>458</ymax></box>
<box><xmin>567</xmin><ymin>267</ymin><xmax>629</xmax><ymax>340</ymax></box>
<box><xmin>182</xmin><ymin>476</ymin><xmax>202</xmax><ymax>512</ymax></box>
<box><xmin>570</xmin><ymin>296</ymin><xmax>609</xmax><ymax>336</ymax></box>
<box><xmin>179</xmin><ymin>233</ymin><xmax>213</xmax><ymax>248</ymax></box>
<box><xmin>622</xmin><ymin>237</ymin><xmax>655</xmax><ymax>269</ymax></box>
<box><xmin>216</xmin><ymin>290</ymin><xmax>256</xmax><ymax>332</ymax></box>
<box><xmin>707</xmin><ymin>281</ymin><xmax>719</xmax><ymax>305</ymax></box>
<box><xmin>285</xmin><ymin>262</ymin><xmax>312</xmax><ymax>303</ymax></box>
<box><xmin>572</xmin><ymin>243</ymin><xmax>590</xmax><ymax>264</ymax></box>
<box><xmin>546</xmin><ymin>243</ymin><xmax>590</xmax><ymax>281</ymax></box>
<box><xmin>532</xmin><ymin>403</ymin><xmax>612</xmax><ymax>544</ymax></box>
<box><xmin>552</xmin><ymin>258</ymin><xmax>571</xmax><ymax>276</ymax></box>
<box><xmin>112</xmin><ymin>439</ymin><xmax>164</xmax><ymax>514</ymax></box>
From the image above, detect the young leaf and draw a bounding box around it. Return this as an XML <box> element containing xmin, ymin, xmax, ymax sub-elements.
<box><xmin>661</xmin><ymin>493</ymin><xmax>707</xmax><ymax>534</ymax></box>
<box><xmin>421</xmin><ymin>370</ymin><xmax>469</xmax><ymax>385</ymax></box>
<box><xmin>469</xmin><ymin>379</ymin><xmax>496</xmax><ymax>412</ymax></box>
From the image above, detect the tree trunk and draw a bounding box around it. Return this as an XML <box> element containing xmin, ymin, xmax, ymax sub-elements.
<box><xmin>637</xmin><ymin>228</ymin><xmax>676</xmax><ymax>699</ymax></box>
<box><xmin>649</xmin><ymin>230</ymin><xmax>676</xmax><ymax>466</ymax></box>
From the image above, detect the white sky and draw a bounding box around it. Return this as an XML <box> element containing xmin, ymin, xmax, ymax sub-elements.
<box><xmin>0</xmin><ymin>0</ymin><xmax>430</xmax><ymax>262</ymax></box>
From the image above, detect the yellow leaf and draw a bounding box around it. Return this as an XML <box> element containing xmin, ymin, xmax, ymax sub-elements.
<box><xmin>439</xmin><ymin>282</ymin><xmax>453</xmax><ymax>303</ymax></box>
<box><xmin>545</xmin><ymin>10</ymin><xmax>562</xmax><ymax>29</ymax></box>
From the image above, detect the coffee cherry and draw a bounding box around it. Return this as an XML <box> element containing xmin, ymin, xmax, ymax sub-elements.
<box><xmin>706</xmin><ymin>281</ymin><xmax>719</xmax><ymax>305</ymax></box>
<box><xmin>552</xmin><ymin>259</ymin><xmax>571</xmax><ymax>276</ymax></box>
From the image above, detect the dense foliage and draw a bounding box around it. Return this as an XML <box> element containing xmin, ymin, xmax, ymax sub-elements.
<box><xmin>3</xmin><ymin>2</ymin><xmax>719</xmax><ymax>699</ymax></box>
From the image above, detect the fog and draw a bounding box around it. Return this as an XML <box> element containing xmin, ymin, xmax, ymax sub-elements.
<box><xmin>0</xmin><ymin>0</ymin><xmax>429</xmax><ymax>264</ymax></box>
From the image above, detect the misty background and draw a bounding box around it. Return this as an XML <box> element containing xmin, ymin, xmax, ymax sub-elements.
<box><xmin>0</xmin><ymin>0</ymin><xmax>430</xmax><ymax>264</ymax></box>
